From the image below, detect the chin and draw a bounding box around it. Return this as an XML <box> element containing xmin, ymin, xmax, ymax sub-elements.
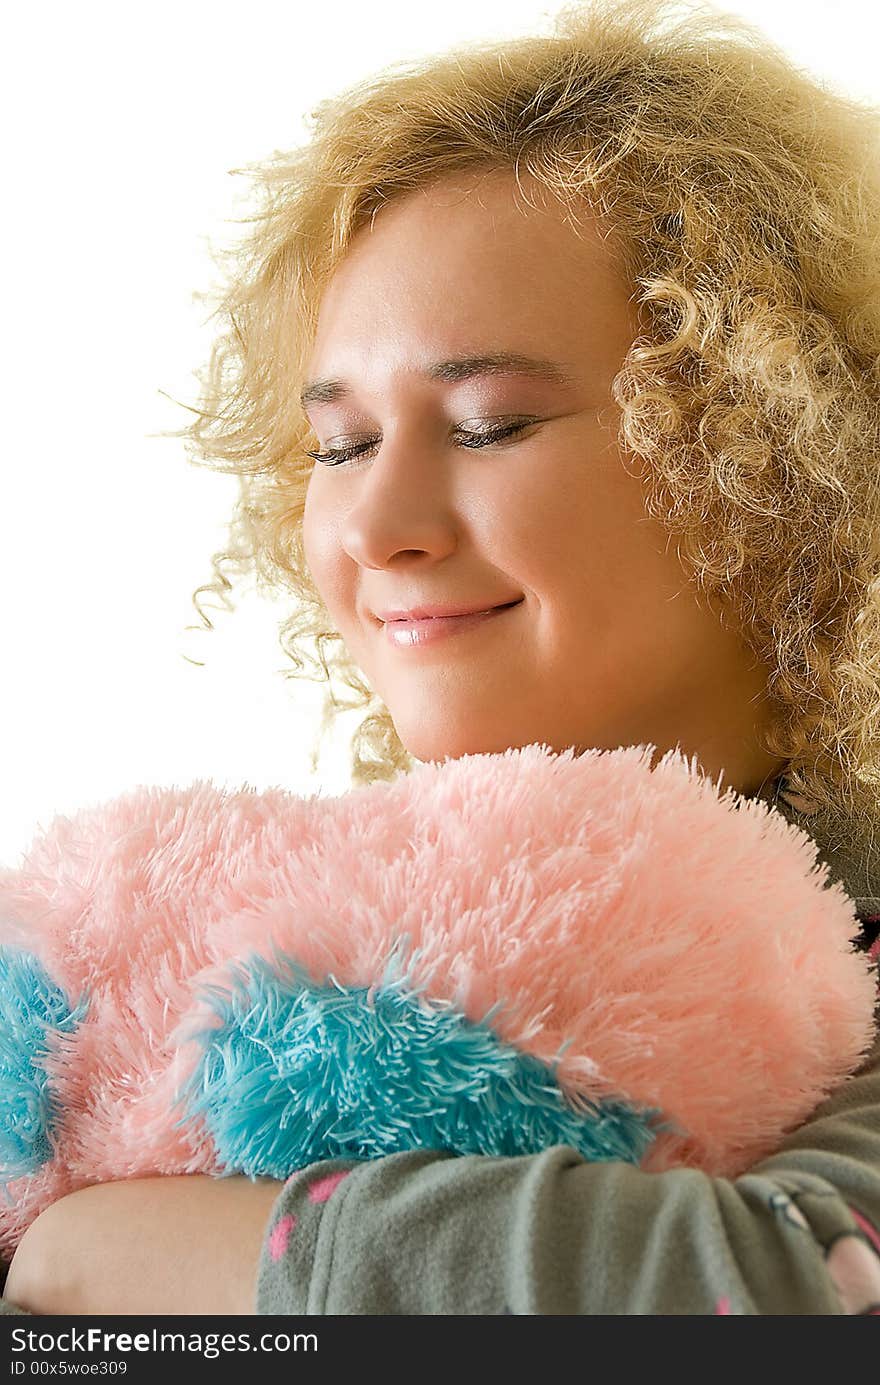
<box><xmin>397</xmin><ymin>720</ymin><xmax>531</xmax><ymax>766</ymax></box>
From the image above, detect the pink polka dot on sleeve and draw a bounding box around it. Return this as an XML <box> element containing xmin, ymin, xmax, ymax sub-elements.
<box><xmin>307</xmin><ymin>1170</ymin><xmax>351</xmax><ymax>1204</ymax></box>
<box><xmin>268</xmin><ymin>1213</ymin><xmax>298</xmax><ymax>1262</ymax></box>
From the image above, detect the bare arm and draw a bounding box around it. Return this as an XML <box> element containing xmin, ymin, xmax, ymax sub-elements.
<box><xmin>3</xmin><ymin>1174</ymin><xmax>284</xmax><ymax>1316</ymax></box>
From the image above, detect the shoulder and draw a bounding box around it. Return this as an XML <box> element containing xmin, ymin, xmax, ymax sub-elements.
<box><xmin>749</xmin><ymin>774</ymin><xmax>880</xmax><ymax>956</ymax></box>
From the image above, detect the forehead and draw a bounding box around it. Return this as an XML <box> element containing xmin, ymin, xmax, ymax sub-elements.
<box><xmin>323</xmin><ymin>167</ymin><xmax>619</xmax><ymax>299</ymax></box>
<box><xmin>307</xmin><ymin>168</ymin><xmax>639</xmax><ymax>390</ymax></box>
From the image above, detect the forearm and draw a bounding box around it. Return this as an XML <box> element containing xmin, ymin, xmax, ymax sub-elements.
<box><xmin>4</xmin><ymin>1175</ymin><xmax>284</xmax><ymax>1317</ymax></box>
<box><xmin>257</xmin><ymin>1145</ymin><xmax>877</xmax><ymax>1315</ymax></box>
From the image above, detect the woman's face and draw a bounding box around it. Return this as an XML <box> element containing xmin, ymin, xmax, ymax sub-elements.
<box><xmin>301</xmin><ymin>166</ymin><xmax>786</xmax><ymax>794</ymax></box>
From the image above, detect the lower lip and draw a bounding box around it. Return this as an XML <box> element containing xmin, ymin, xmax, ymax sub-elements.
<box><xmin>381</xmin><ymin>601</ymin><xmax>522</xmax><ymax>647</ymax></box>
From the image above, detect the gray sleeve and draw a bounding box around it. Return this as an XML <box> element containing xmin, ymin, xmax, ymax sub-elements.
<box><xmin>0</xmin><ymin>1299</ymin><xmax>29</xmax><ymax>1315</ymax></box>
<box><xmin>0</xmin><ymin>1265</ymin><xmax>30</xmax><ymax>1315</ymax></box>
<box><xmin>254</xmin><ymin>1023</ymin><xmax>880</xmax><ymax>1315</ymax></box>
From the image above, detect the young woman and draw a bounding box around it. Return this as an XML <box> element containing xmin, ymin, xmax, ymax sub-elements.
<box><xmin>4</xmin><ymin>0</ymin><xmax>880</xmax><ymax>1315</ymax></box>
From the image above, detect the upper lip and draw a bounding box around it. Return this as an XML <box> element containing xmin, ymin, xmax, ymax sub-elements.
<box><xmin>375</xmin><ymin>599</ymin><xmax>522</xmax><ymax>622</ymax></box>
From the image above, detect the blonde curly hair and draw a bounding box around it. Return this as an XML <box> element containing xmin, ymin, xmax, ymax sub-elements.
<box><xmin>159</xmin><ymin>0</ymin><xmax>880</xmax><ymax>862</ymax></box>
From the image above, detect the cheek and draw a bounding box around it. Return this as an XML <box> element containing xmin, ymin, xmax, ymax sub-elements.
<box><xmin>302</xmin><ymin>479</ymin><xmax>361</xmax><ymax>638</ymax></box>
<box><xmin>499</xmin><ymin>474</ymin><xmax>601</xmax><ymax>610</ymax></box>
<box><xmin>302</xmin><ymin>475</ymin><xmax>338</xmax><ymax>599</ymax></box>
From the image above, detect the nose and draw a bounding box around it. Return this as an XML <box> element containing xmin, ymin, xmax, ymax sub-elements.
<box><xmin>339</xmin><ymin>428</ymin><xmax>460</xmax><ymax>571</ymax></box>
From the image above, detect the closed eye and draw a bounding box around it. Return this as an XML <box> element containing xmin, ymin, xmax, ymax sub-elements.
<box><xmin>304</xmin><ymin>418</ymin><xmax>537</xmax><ymax>468</ymax></box>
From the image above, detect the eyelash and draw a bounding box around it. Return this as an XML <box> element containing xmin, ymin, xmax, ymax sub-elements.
<box><xmin>304</xmin><ymin>419</ymin><xmax>535</xmax><ymax>468</ymax></box>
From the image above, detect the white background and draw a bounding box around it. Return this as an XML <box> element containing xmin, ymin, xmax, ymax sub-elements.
<box><xmin>2</xmin><ymin>1</ymin><xmax>878</xmax><ymax>866</ymax></box>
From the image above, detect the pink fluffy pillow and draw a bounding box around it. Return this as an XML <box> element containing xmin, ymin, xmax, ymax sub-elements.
<box><xmin>0</xmin><ymin>741</ymin><xmax>876</xmax><ymax>1263</ymax></box>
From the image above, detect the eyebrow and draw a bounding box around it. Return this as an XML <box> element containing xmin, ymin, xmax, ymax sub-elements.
<box><xmin>299</xmin><ymin>351</ymin><xmax>578</xmax><ymax>410</ymax></box>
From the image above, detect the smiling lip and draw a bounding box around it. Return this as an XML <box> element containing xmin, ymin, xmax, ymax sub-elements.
<box><xmin>376</xmin><ymin>600</ymin><xmax>522</xmax><ymax>622</ymax></box>
<box><xmin>378</xmin><ymin>599</ymin><xmax>523</xmax><ymax>648</ymax></box>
